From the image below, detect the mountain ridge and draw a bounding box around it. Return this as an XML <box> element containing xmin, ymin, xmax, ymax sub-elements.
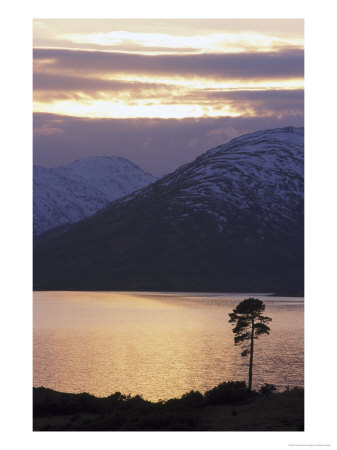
<box><xmin>34</xmin><ymin>127</ymin><xmax>304</xmax><ymax>292</ymax></box>
<box><xmin>33</xmin><ymin>155</ymin><xmax>157</xmax><ymax>236</ymax></box>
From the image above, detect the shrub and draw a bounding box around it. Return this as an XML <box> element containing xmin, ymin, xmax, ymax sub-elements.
<box><xmin>258</xmin><ymin>383</ymin><xmax>277</xmax><ymax>397</ymax></box>
<box><xmin>180</xmin><ymin>390</ymin><xmax>204</xmax><ymax>407</ymax></box>
<box><xmin>283</xmin><ymin>386</ymin><xmax>304</xmax><ymax>397</ymax></box>
<box><xmin>204</xmin><ymin>381</ymin><xmax>249</xmax><ymax>405</ymax></box>
<box><xmin>106</xmin><ymin>392</ymin><xmax>126</xmax><ymax>403</ymax></box>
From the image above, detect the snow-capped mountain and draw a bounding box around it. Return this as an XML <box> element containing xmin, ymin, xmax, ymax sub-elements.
<box><xmin>119</xmin><ymin>126</ymin><xmax>303</xmax><ymax>231</ymax></box>
<box><xmin>34</xmin><ymin>127</ymin><xmax>304</xmax><ymax>292</ymax></box>
<box><xmin>33</xmin><ymin>156</ymin><xmax>156</xmax><ymax>236</ymax></box>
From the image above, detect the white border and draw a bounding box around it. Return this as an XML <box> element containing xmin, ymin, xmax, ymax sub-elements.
<box><xmin>1</xmin><ymin>1</ymin><xmax>337</xmax><ymax>449</ymax></box>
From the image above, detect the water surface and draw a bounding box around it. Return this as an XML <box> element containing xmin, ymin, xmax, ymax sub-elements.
<box><xmin>33</xmin><ymin>291</ymin><xmax>304</xmax><ymax>401</ymax></box>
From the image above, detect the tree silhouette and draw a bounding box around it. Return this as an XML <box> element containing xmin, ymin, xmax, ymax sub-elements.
<box><xmin>228</xmin><ymin>298</ymin><xmax>272</xmax><ymax>391</ymax></box>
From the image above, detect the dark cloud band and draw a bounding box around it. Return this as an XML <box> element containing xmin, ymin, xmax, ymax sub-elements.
<box><xmin>34</xmin><ymin>113</ymin><xmax>304</xmax><ymax>176</ymax></box>
<box><xmin>34</xmin><ymin>48</ymin><xmax>304</xmax><ymax>80</ymax></box>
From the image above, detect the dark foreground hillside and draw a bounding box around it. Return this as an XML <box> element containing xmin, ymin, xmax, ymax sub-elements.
<box><xmin>33</xmin><ymin>382</ymin><xmax>304</xmax><ymax>431</ymax></box>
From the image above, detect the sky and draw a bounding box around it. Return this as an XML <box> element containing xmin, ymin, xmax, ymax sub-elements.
<box><xmin>33</xmin><ymin>19</ymin><xmax>304</xmax><ymax>175</ymax></box>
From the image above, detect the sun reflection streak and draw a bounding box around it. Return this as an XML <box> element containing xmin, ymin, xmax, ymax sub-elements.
<box><xmin>33</xmin><ymin>291</ymin><xmax>304</xmax><ymax>400</ymax></box>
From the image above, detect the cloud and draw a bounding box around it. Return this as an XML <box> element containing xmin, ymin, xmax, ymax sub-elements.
<box><xmin>34</xmin><ymin>48</ymin><xmax>304</xmax><ymax>80</ymax></box>
<box><xmin>33</xmin><ymin>73</ymin><xmax>178</xmax><ymax>101</ymax></box>
<box><xmin>34</xmin><ymin>19</ymin><xmax>304</xmax><ymax>40</ymax></box>
<box><xmin>59</xmin><ymin>29</ymin><xmax>302</xmax><ymax>55</ymax></box>
<box><xmin>179</xmin><ymin>89</ymin><xmax>304</xmax><ymax>116</ymax></box>
<box><xmin>34</xmin><ymin>19</ymin><xmax>304</xmax><ymax>54</ymax></box>
<box><xmin>34</xmin><ymin>113</ymin><xmax>304</xmax><ymax>176</ymax></box>
<box><xmin>33</xmin><ymin>66</ymin><xmax>303</xmax><ymax>120</ymax></box>
<box><xmin>34</xmin><ymin>123</ymin><xmax>65</xmax><ymax>136</ymax></box>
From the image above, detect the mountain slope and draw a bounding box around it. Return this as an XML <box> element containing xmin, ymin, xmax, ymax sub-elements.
<box><xmin>34</xmin><ymin>127</ymin><xmax>304</xmax><ymax>292</ymax></box>
<box><xmin>33</xmin><ymin>156</ymin><xmax>156</xmax><ymax>236</ymax></box>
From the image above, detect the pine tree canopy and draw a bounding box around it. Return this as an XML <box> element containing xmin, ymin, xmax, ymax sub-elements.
<box><xmin>228</xmin><ymin>298</ymin><xmax>271</xmax><ymax>352</ymax></box>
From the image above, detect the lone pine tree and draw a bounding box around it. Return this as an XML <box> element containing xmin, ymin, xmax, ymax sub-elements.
<box><xmin>229</xmin><ymin>298</ymin><xmax>272</xmax><ymax>391</ymax></box>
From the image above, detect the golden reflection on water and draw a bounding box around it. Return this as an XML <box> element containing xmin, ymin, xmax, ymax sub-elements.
<box><xmin>33</xmin><ymin>291</ymin><xmax>304</xmax><ymax>401</ymax></box>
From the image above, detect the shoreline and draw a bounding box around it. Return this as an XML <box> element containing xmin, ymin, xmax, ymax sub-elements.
<box><xmin>33</xmin><ymin>288</ymin><xmax>304</xmax><ymax>297</ymax></box>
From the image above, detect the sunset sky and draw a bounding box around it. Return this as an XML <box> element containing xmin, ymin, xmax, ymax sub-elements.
<box><xmin>33</xmin><ymin>19</ymin><xmax>304</xmax><ymax>175</ymax></box>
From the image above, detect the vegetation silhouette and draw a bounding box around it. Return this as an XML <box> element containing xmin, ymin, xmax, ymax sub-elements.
<box><xmin>259</xmin><ymin>383</ymin><xmax>277</xmax><ymax>397</ymax></box>
<box><xmin>33</xmin><ymin>382</ymin><xmax>304</xmax><ymax>431</ymax></box>
<box><xmin>229</xmin><ymin>298</ymin><xmax>272</xmax><ymax>391</ymax></box>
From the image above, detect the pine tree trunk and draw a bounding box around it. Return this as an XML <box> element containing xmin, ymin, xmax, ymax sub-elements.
<box><xmin>248</xmin><ymin>318</ymin><xmax>254</xmax><ymax>391</ymax></box>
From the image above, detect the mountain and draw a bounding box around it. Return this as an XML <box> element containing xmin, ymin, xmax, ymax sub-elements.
<box><xmin>34</xmin><ymin>127</ymin><xmax>304</xmax><ymax>292</ymax></box>
<box><xmin>33</xmin><ymin>156</ymin><xmax>156</xmax><ymax>236</ymax></box>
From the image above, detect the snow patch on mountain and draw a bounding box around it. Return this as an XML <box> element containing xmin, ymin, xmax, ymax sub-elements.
<box><xmin>114</xmin><ymin>126</ymin><xmax>303</xmax><ymax>231</ymax></box>
<box><xmin>34</xmin><ymin>156</ymin><xmax>156</xmax><ymax>236</ymax></box>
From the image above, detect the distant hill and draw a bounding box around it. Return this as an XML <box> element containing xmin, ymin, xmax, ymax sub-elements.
<box><xmin>34</xmin><ymin>127</ymin><xmax>304</xmax><ymax>292</ymax></box>
<box><xmin>33</xmin><ymin>156</ymin><xmax>156</xmax><ymax>236</ymax></box>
